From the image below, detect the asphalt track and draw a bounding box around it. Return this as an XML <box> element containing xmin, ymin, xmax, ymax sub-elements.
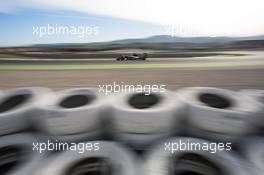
<box><xmin>1</xmin><ymin>68</ymin><xmax>263</xmax><ymax>90</ymax></box>
<box><xmin>0</xmin><ymin>51</ymin><xmax>263</xmax><ymax>90</ymax></box>
<box><xmin>0</xmin><ymin>53</ymin><xmax>263</xmax><ymax>65</ymax></box>
<box><xmin>0</xmin><ymin>51</ymin><xmax>264</xmax><ymax>70</ymax></box>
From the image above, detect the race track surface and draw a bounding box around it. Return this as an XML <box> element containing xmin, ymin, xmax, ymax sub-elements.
<box><xmin>0</xmin><ymin>51</ymin><xmax>263</xmax><ymax>90</ymax></box>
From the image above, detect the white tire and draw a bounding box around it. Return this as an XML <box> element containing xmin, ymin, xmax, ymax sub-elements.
<box><xmin>240</xmin><ymin>89</ymin><xmax>264</xmax><ymax>128</ymax></box>
<box><xmin>0</xmin><ymin>90</ymin><xmax>3</xmax><ymax>98</ymax></box>
<box><xmin>0</xmin><ymin>87</ymin><xmax>51</xmax><ymax>135</ymax></box>
<box><xmin>34</xmin><ymin>141</ymin><xmax>140</xmax><ymax>175</ymax></box>
<box><xmin>240</xmin><ymin>137</ymin><xmax>264</xmax><ymax>175</ymax></box>
<box><xmin>144</xmin><ymin>137</ymin><xmax>256</xmax><ymax>175</ymax></box>
<box><xmin>186</xmin><ymin>126</ymin><xmax>244</xmax><ymax>143</ymax></box>
<box><xmin>178</xmin><ymin>87</ymin><xmax>258</xmax><ymax>139</ymax></box>
<box><xmin>0</xmin><ymin>134</ymin><xmax>47</xmax><ymax>175</ymax></box>
<box><xmin>35</xmin><ymin>88</ymin><xmax>105</xmax><ymax>141</ymax></box>
<box><xmin>110</xmin><ymin>90</ymin><xmax>185</xmax><ymax>147</ymax></box>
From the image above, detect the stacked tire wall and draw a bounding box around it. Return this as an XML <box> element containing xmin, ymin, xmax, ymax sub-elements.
<box><xmin>0</xmin><ymin>87</ymin><xmax>263</xmax><ymax>175</ymax></box>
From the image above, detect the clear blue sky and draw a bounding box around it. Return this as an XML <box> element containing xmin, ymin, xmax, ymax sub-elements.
<box><xmin>0</xmin><ymin>10</ymin><xmax>164</xmax><ymax>46</ymax></box>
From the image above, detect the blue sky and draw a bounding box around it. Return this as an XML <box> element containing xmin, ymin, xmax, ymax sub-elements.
<box><xmin>0</xmin><ymin>10</ymin><xmax>164</xmax><ymax>46</ymax></box>
<box><xmin>1</xmin><ymin>0</ymin><xmax>264</xmax><ymax>46</ymax></box>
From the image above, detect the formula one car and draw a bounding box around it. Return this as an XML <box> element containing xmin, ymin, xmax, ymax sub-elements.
<box><xmin>116</xmin><ymin>53</ymin><xmax>148</xmax><ymax>61</ymax></box>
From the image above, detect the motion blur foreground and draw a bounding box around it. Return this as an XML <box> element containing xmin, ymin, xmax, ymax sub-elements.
<box><xmin>0</xmin><ymin>87</ymin><xmax>263</xmax><ymax>175</ymax></box>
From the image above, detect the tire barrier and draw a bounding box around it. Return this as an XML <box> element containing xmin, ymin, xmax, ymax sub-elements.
<box><xmin>240</xmin><ymin>137</ymin><xmax>264</xmax><ymax>175</ymax></box>
<box><xmin>177</xmin><ymin>87</ymin><xmax>260</xmax><ymax>141</ymax></box>
<box><xmin>110</xmin><ymin>90</ymin><xmax>185</xmax><ymax>148</ymax></box>
<box><xmin>0</xmin><ymin>134</ymin><xmax>47</xmax><ymax>175</ymax></box>
<box><xmin>0</xmin><ymin>86</ymin><xmax>261</xmax><ymax>174</ymax></box>
<box><xmin>144</xmin><ymin>137</ymin><xmax>256</xmax><ymax>175</ymax></box>
<box><xmin>33</xmin><ymin>141</ymin><xmax>140</xmax><ymax>175</ymax></box>
<box><xmin>34</xmin><ymin>88</ymin><xmax>105</xmax><ymax>142</ymax></box>
<box><xmin>240</xmin><ymin>90</ymin><xmax>264</xmax><ymax>129</ymax></box>
<box><xmin>0</xmin><ymin>87</ymin><xmax>51</xmax><ymax>135</ymax></box>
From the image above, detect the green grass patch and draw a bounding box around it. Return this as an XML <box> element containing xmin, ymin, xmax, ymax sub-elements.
<box><xmin>0</xmin><ymin>52</ymin><xmax>248</xmax><ymax>60</ymax></box>
<box><xmin>0</xmin><ymin>60</ymin><xmax>264</xmax><ymax>71</ymax></box>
